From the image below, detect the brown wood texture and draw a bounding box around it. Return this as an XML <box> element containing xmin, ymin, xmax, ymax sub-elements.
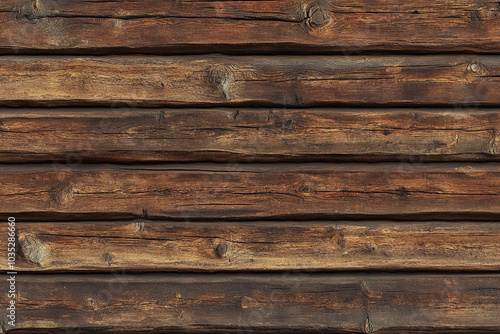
<box><xmin>1</xmin><ymin>0</ymin><xmax>500</xmax><ymax>54</ymax></box>
<box><xmin>2</xmin><ymin>0</ymin><xmax>500</xmax><ymax>332</ymax></box>
<box><xmin>1</xmin><ymin>163</ymin><xmax>500</xmax><ymax>221</ymax></box>
<box><xmin>1</xmin><ymin>274</ymin><xmax>499</xmax><ymax>333</ymax></box>
<box><xmin>1</xmin><ymin>108</ymin><xmax>499</xmax><ymax>163</ymax></box>
<box><xmin>3</xmin><ymin>221</ymin><xmax>500</xmax><ymax>272</ymax></box>
<box><xmin>0</xmin><ymin>55</ymin><xmax>499</xmax><ymax>107</ymax></box>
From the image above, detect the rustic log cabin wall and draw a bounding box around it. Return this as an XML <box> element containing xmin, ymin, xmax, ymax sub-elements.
<box><xmin>1</xmin><ymin>0</ymin><xmax>499</xmax><ymax>333</ymax></box>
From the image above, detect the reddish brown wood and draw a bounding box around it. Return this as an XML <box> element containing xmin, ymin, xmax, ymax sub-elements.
<box><xmin>1</xmin><ymin>163</ymin><xmax>499</xmax><ymax>221</ymax></box>
<box><xmin>1</xmin><ymin>0</ymin><xmax>500</xmax><ymax>54</ymax></box>
<box><xmin>3</xmin><ymin>221</ymin><xmax>500</xmax><ymax>272</ymax></box>
<box><xmin>0</xmin><ymin>108</ymin><xmax>499</xmax><ymax>163</ymax></box>
<box><xmin>1</xmin><ymin>1</ymin><xmax>499</xmax><ymax>333</ymax></box>
<box><xmin>0</xmin><ymin>55</ymin><xmax>499</xmax><ymax>107</ymax></box>
<box><xmin>1</xmin><ymin>274</ymin><xmax>499</xmax><ymax>333</ymax></box>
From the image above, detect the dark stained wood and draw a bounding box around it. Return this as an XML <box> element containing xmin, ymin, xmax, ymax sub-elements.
<box><xmin>1</xmin><ymin>0</ymin><xmax>500</xmax><ymax>54</ymax></box>
<box><xmin>3</xmin><ymin>221</ymin><xmax>500</xmax><ymax>272</ymax></box>
<box><xmin>1</xmin><ymin>163</ymin><xmax>500</xmax><ymax>221</ymax></box>
<box><xmin>2</xmin><ymin>1</ymin><xmax>499</xmax><ymax>333</ymax></box>
<box><xmin>1</xmin><ymin>55</ymin><xmax>500</xmax><ymax>107</ymax></box>
<box><xmin>1</xmin><ymin>108</ymin><xmax>499</xmax><ymax>163</ymax></box>
<box><xmin>1</xmin><ymin>274</ymin><xmax>499</xmax><ymax>333</ymax></box>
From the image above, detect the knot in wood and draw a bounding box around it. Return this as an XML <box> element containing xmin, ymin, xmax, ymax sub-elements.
<box><xmin>469</xmin><ymin>8</ymin><xmax>483</xmax><ymax>21</ymax></box>
<box><xmin>299</xmin><ymin>185</ymin><xmax>314</xmax><ymax>193</ymax></box>
<box><xmin>468</xmin><ymin>5</ymin><xmax>499</xmax><ymax>24</ymax></box>
<box><xmin>134</xmin><ymin>220</ymin><xmax>145</xmax><ymax>233</ymax></box>
<box><xmin>18</xmin><ymin>0</ymin><xmax>59</xmax><ymax>21</ymax></box>
<box><xmin>205</xmin><ymin>65</ymin><xmax>234</xmax><ymax>98</ymax></box>
<box><xmin>215</xmin><ymin>242</ymin><xmax>228</xmax><ymax>258</ymax></box>
<box><xmin>397</xmin><ymin>186</ymin><xmax>409</xmax><ymax>200</ymax></box>
<box><xmin>51</xmin><ymin>182</ymin><xmax>76</xmax><ymax>207</ymax></box>
<box><xmin>363</xmin><ymin>316</ymin><xmax>374</xmax><ymax>334</ymax></box>
<box><xmin>86</xmin><ymin>297</ymin><xmax>99</xmax><ymax>311</ymax></box>
<box><xmin>305</xmin><ymin>0</ymin><xmax>331</xmax><ymax>28</ymax></box>
<box><xmin>17</xmin><ymin>3</ymin><xmax>39</xmax><ymax>21</ymax></box>
<box><xmin>103</xmin><ymin>251</ymin><xmax>113</xmax><ymax>266</ymax></box>
<box><xmin>19</xmin><ymin>234</ymin><xmax>49</xmax><ymax>265</ymax></box>
<box><xmin>468</xmin><ymin>62</ymin><xmax>485</xmax><ymax>75</ymax></box>
<box><xmin>281</xmin><ymin>118</ymin><xmax>298</xmax><ymax>131</ymax></box>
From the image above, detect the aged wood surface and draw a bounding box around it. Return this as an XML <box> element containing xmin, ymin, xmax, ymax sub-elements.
<box><xmin>1</xmin><ymin>55</ymin><xmax>500</xmax><ymax>107</ymax></box>
<box><xmin>2</xmin><ymin>0</ymin><xmax>500</xmax><ymax>333</ymax></box>
<box><xmin>1</xmin><ymin>274</ymin><xmax>499</xmax><ymax>333</ymax></box>
<box><xmin>1</xmin><ymin>108</ymin><xmax>499</xmax><ymax>163</ymax></box>
<box><xmin>1</xmin><ymin>0</ymin><xmax>500</xmax><ymax>54</ymax></box>
<box><xmin>2</xmin><ymin>221</ymin><xmax>500</xmax><ymax>272</ymax></box>
<box><xmin>1</xmin><ymin>163</ymin><xmax>499</xmax><ymax>221</ymax></box>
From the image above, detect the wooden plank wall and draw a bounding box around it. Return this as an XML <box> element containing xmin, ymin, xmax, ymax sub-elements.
<box><xmin>1</xmin><ymin>0</ymin><xmax>499</xmax><ymax>333</ymax></box>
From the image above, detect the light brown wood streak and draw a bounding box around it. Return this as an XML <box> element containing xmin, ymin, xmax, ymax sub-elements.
<box><xmin>1</xmin><ymin>274</ymin><xmax>499</xmax><ymax>333</ymax></box>
<box><xmin>1</xmin><ymin>0</ymin><xmax>500</xmax><ymax>54</ymax></box>
<box><xmin>0</xmin><ymin>163</ymin><xmax>499</xmax><ymax>221</ymax></box>
<box><xmin>1</xmin><ymin>221</ymin><xmax>499</xmax><ymax>272</ymax></box>
<box><xmin>0</xmin><ymin>108</ymin><xmax>499</xmax><ymax>162</ymax></box>
<box><xmin>0</xmin><ymin>55</ymin><xmax>499</xmax><ymax>107</ymax></box>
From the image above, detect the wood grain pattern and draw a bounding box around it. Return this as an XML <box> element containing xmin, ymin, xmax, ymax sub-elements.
<box><xmin>1</xmin><ymin>108</ymin><xmax>499</xmax><ymax>163</ymax></box>
<box><xmin>2</xmin><ymin>274</ymin><xmax>499</xmax><ymax>333</ymax></box>
<box><xmin>1</xmin><ymin>0</ymin><xmax>500</xmax><ymax>54</ymax></box>
<box><xmin>2</xmin><ymin>0</ymin><xmax>500</xmax><ymax>332</ymax></box>
<box><xmin>1</xmin><ymin>163</ymin><xmax>499</xmax><ymax>221</ymax></box>
<box><xmin>0</xmin><ymin>55</ymin><xmax>499</xmax><ymax>107</ymax></box>
<box><xmin>3</xmin><ymin>221</ymin><xmax>500</xmax><ymax>272</ymax></box>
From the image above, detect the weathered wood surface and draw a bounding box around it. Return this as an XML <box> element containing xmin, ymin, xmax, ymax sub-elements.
<box><xmin>1</xmin><ymin>108</ymin><xmax>499</xmax><ymax>163</ymax></box>
<box><xmin>1</xmin><ymin>0</ymin><xmax>500</xmax><ymax>54</ymax></box>
<box><xmin>3</xmin><ymin>221</ymin><xmax>500</xmax><ymax>272</ymax></box>
<box><xmin>1</xmin><ymin>164</ymin><xmax>500</xmax><ymax>221</ymax></box>
<box><xmin>1</xmin><ymin>55</ymin><xmax>500</xmax><ymax>107</ymax></box>
<box><xmin>1</xmin><ymin>274</ymin><xmax>499</xmax><ymax>333</ymax></box>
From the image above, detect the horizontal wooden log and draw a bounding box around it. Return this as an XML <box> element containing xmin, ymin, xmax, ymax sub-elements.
<box><xmin>1</xmin><ymin>274</ymin><xmax>499</xmax><ymax>333</ymax></box>
<box><xmin>1</xmin><ymin>55</ymin><xmax>500</xmax><ymax>107</ymax></box>
<box><xmin>3</xmin><ymin>221</ymin><xmax>500</xmax><ymax>272</ymax></box>
<box><xmin>1</xmin><ymin>163</ymin><xmax>500</xmax><ymax>221</ymax></box>
<box><xmin>1</xmin><ymin>108</ymin><xmax>499</xmax><ymax>163</ymax></box>
<box><xmin>1</xmin><ymin>0</ymin><xmax>500</xmax><ymax>54</ymax></box>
